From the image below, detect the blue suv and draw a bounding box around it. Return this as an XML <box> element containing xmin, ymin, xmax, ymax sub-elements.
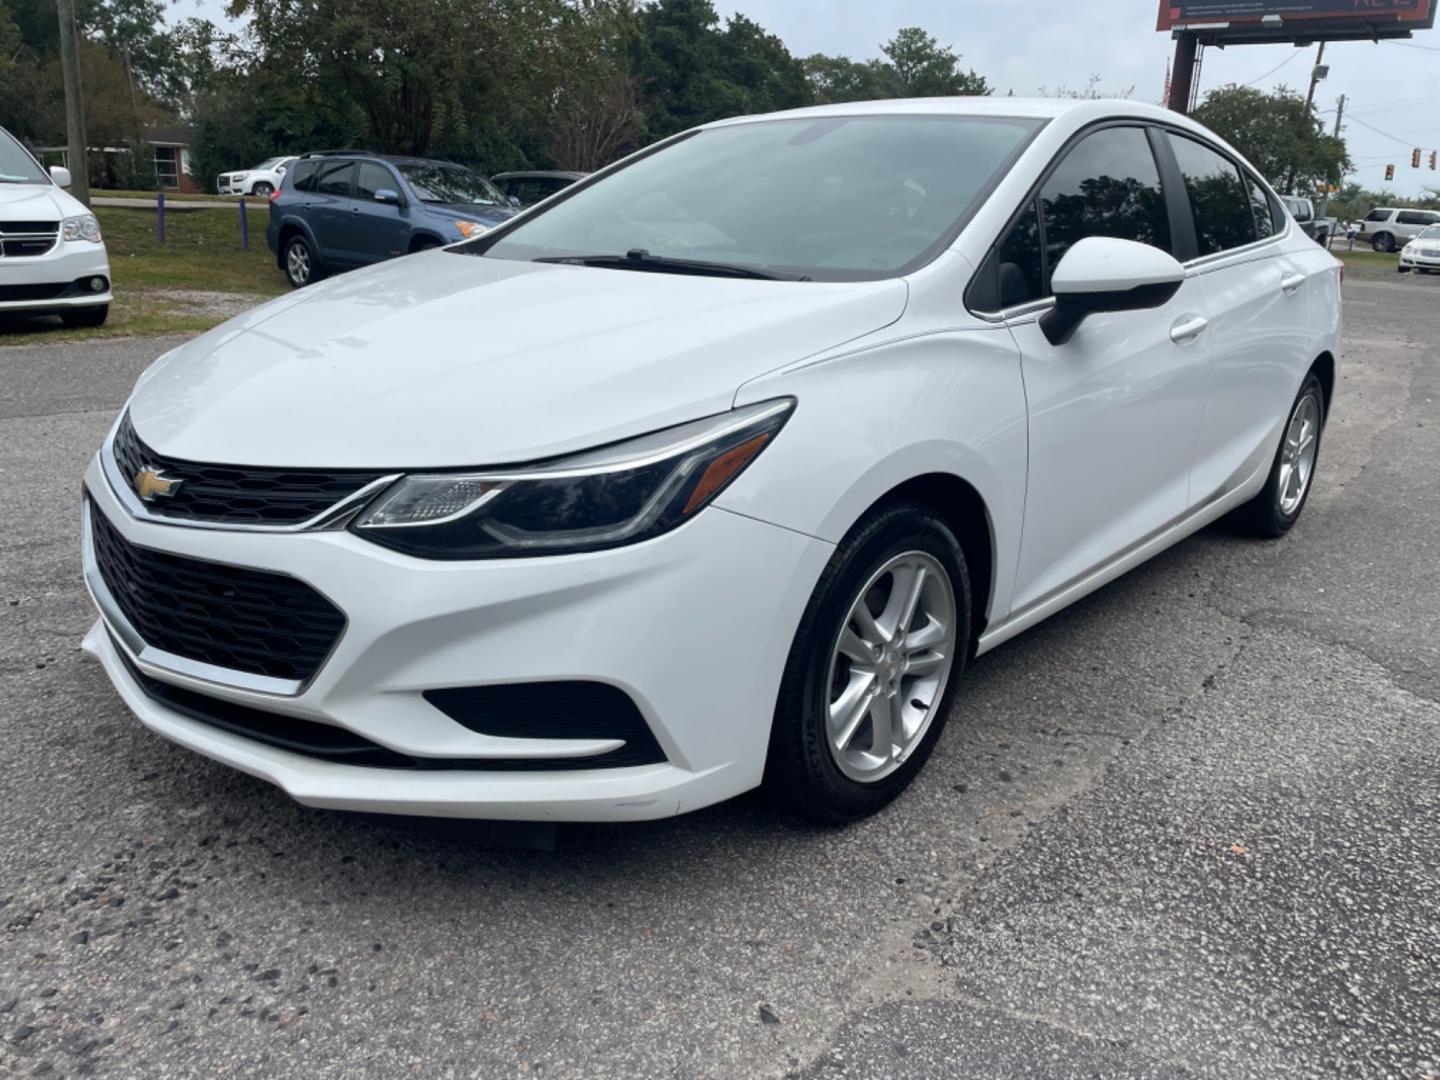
<box><xmin>266</xmin><ymin>152</ymin><xmax>518</xmax><ymax>288</ymax></box>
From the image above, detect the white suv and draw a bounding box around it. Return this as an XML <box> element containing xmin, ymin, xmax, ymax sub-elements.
<box><xmin>0</xmin><ymin>126</ymin><xmax>112</xmax><ymax>328</ymax></box>
<box><xmin>1359</xmin><ymin>206</ymin><xmax>1440</xmax><ymax>253</ymax></box>
<box><xmin>217</xmin><ymin>157</ymin><xmax>295</xmax><ymax>197</ymax></box>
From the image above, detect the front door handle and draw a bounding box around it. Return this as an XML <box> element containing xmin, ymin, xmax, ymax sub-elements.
<box><xmin>1170</xmin><ymin>315</ymin><xmax>1208</xmax><ymax>344</ymax></box>
<box><xmin>1281</xmin><ymin>272</ymin><xmax>1306</xmax><ymax>294</ymax></box>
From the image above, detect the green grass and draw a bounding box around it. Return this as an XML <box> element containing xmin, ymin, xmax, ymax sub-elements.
<box><xmin>0</xmin><ymin>204</ymin><xmax>286</xmax><ymax>344</ymax></box>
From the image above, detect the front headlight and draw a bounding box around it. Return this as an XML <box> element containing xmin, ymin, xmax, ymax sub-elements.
<box><xmin>454</xmin><ymin>220</ymin><xmax>489</xmax><ymax>239</ymax></box>
<box><xmin>353</xmin><ymin>398</ymin><xmax>794</xmax><ymax>559</ymax></box>
<box><xmin>62</xmin><ymin>214</ymin><xmax>102</xmax><ymax>242</ymax></box>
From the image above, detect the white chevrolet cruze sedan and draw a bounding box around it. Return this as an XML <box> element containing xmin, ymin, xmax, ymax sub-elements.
<box><xmin>81</xmin><ymin>99</ymin><xmax>1340</xmax><ymax>824</ymax></box>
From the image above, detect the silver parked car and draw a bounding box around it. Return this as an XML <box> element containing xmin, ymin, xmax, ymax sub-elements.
<box><xmin>1358</xmin><ymin>206</ymin><xmax>1440</xmax><ymax>253</ymax></box>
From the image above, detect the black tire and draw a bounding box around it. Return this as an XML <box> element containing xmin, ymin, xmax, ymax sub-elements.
<box><xmin>252</xmin><ymin>181</ymin><xmax>274</xmax><ymax>198</ymax></box>
<box><xmin>1227</xmin><ymin>373</ymin><xmax>1326</xmax><ymax>539</ymax></box>
<box><xmin>60</xmin><ymin>305</ymin><xmax>108</xmax><ymax>328</ymax></box>
<box><xmin>283</xmin><ymin>234</ymin><xmax>319</xmax><ymax>288</ymax></box>
<box><xmin>764</xmin><ymin>502</ymin><xmax>971</xmax><ymax>825</ymax></box>
<box><xmin>1399</xmin><ymin>266</ymin><xmax>1411</xmax><ymax>274</ymax></box>
<box><xmin>1372</xmin><ymin>233</ymin><xmax>1394</xmax><ymax>253</ymax></box>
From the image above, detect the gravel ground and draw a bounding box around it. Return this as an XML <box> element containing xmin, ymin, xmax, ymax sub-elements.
<box><xmin>0</xmin><ymin>274</ymin><xmax>1436</xmax><ymax>1078</ymax></box>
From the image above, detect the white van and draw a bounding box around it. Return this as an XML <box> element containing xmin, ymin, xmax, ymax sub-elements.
<box><xmin>0</xmin><ymin>126</ymin><xmax>112</xmax><ymax>328</ymax></box>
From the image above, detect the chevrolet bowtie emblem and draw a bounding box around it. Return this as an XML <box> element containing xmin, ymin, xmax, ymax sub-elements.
<box><xmin>133</xmin><ymin>466</ymin><xmax>182</xmax><ymax>502</ymax></box>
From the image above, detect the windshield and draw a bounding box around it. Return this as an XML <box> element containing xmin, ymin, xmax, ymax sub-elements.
<box><xmin>253</xmin><ymin>157</ymin><xmax>284</xmax><ymax>171</ymax></box>
<box><xmin>473</xmin><ymin>115</ymin><xmax>1044</xmax><ymax>281</ymax></box>
<box><xmin>400</xmin><ymin>164</ymin><xmax>508</xmax><ymax>207</ymax></box>
<box><xmin>0</xmin><ymin>128</ymin><xmax>49</xmax><ymax>185</ymax></box>
<box><xmin>1417</xmin><ymin>225</ymin><xmax>1440</xmax><ymax>241</ymax></box>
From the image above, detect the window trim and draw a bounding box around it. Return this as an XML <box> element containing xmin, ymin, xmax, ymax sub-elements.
<box><xmin>966</xmin><ymin>117</ymin><xmax>1289</xmax><ymax>322</ymax></box>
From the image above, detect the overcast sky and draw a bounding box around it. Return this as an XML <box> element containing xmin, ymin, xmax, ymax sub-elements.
<box><xmin>712</xmin><ymin>0</ymin><xmax>1440</xmax><ymax>197</ymax></box>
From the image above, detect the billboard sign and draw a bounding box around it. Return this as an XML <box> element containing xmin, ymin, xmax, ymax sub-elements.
<box><xmin>1158</xmin><ymin>0</ymin><xmax>1436</xmax><ymax>30</ymax></box>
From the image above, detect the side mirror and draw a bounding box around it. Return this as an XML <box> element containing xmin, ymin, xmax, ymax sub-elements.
<box><xmin>50</xmin><ymin>165</ymin><xmax>72</xmax><ymax>188</ymax></box>
<box><xmin>1040</xmin><ymin>237</ymin><xmax>1185</xmax><ymax>346</ymax></box>
<box><xmin>374</xmin><ymin>188</ymin><xmax>402</xmax><ymax>206</ymax></box>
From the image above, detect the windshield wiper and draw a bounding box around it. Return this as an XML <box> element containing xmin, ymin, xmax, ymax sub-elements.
<box><xmin>535</xmin><ymin>249</ymin><xmax>806</xmax><ymax>281</ymax></box>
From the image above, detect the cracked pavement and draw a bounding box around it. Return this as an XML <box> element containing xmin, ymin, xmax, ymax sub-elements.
<box><xmin>1</xmin><ymin>272</ymin><xmax>1437</xmax><ymax>1078</ymax></box>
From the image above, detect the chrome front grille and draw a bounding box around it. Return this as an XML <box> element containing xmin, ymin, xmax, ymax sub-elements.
<box><xmin>0</xmin><ymin>220</ymin><xmax>59</xmax><ymax>258</ymax></box>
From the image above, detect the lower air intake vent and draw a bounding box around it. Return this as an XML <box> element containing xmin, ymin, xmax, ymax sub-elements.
<box><xmin>423</xmin><ymin>682</ymin><xmax>667</xmax><ymax>767</ymax></box>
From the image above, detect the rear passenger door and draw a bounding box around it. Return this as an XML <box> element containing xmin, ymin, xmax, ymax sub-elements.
<box><xmin>307</xmin><ymin>161</ymin><xmax>358</xmax><ymax>266</ymax></box>
<box><xmin>998</xmin><ymin>125</ymin><xmax>1213</xmax><ymax>614</ymax></box>
<box><xmin>1164</xmin><ymin>132</ymin><xmax>1319</xmax><ymax>503</ymax></box>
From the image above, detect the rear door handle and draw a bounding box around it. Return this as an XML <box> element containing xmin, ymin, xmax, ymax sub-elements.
<box><xmin>1170</xmin><ymin>315</ymin><xmax>1208</xmax><ymax>344</ymax></box>
<box><xmin>1281</xmin><ymin>272</ymin><xmax>1306</xmax><ymax>294</ymax></box>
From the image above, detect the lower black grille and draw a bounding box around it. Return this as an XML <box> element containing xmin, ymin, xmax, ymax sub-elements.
<box><xmin>0</xmin><ymin>282</ymin><xmax>67</xmax><ymax>302</ymax></box>
<box><xmin>424</xmin><ymin>683</ymin><xmax>667</xmax><ymax>767</ymax></box>
<box><xmin>90</xmin><ymin>504</ymin><xmax>344</xmax><ymax>683</ymax></box>
<box><xmin>118</xmin><ymin>651</ymin><xmax>664</xmax><ymax>772</ymax></box>
<box><xmin>113</xmin><ymin>412</ymin><xmax>388</xmax><ymax>526</ymax></box>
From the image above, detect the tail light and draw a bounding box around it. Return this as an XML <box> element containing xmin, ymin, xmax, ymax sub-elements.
<box><xmin>268</xmin><ymin>188</ymin><xmax>282</xmax><ymax>204</ymax></box>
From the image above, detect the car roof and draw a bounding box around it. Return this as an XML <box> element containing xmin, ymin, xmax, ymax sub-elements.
<box><xmin>298</xmin><ymin>151</ymin><xmax>469</xmax><ymax>169</ymax></box>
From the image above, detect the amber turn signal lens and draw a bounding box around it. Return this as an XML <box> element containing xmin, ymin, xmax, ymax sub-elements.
<box><xmin>682</xmin><ymin>434</ymin><xmax>771</xmax><ymax>515</ymax></box>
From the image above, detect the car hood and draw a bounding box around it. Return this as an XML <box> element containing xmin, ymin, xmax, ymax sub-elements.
<box><xmin>128</xmin><ymin>250</ymin><xmax>908</xmax><ymax>468</ymax></box>
<box><xmin>439</xmin><ymin>203</ymin><xmax>516</xmax><ymax>225</ymax></box>
<box><xmin>0</xmin><ymin>183</ymin><xmax>67</xmax><ymax>219</ymax></box>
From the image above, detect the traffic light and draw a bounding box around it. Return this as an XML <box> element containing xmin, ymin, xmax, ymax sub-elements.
<box><xmin>1432</xmin><ymin>151</ymin><xmax>1438</xmax><ymax>171</ymax></box>
<box><xmin>1412</xmin><ymin>148</ymin><xmax>1422</xmax><ymax>168</ymax></box>
<box><xmin>1386</xmin><ymin>163</ymin><xmax>1395</xmax><ymax>181</ymax></box>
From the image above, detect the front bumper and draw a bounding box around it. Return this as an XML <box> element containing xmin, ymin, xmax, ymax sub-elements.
<box><xmin>81</xmin><ymin>450</ymin><xmax>832</xmax><ymax>821</ymax></box>
<box><xmin>0</xmin><ymin>239</ymin><xmax>111</xmax><ymax>313</ymax></box>
<box><xmin>1399</xmin><ymin>249</ymin><xmax>1440</xmax><ymax>270</ymax></box>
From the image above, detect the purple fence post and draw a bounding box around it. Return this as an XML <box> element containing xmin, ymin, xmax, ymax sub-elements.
<box><xmin>239</xmin><ymin>196</ymin><xmax>249</xmax><ymax>250</ymax></box>
<box><xmin>156</xmin><ymin>191</ymin><xmax>165</xmax><ymax>244</ymax></box>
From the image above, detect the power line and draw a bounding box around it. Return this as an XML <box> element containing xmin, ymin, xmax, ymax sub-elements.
<box><xmin>1384</xmin><ymin>38</ymin><xmax>1440</xmax><ymax>53</ymax></box>
<box><xmin>1242</xmin><ymin>48</ymin><xmax>1303</xmax><ymax>86</ymax></box>
<box><xmin>1345</xmin><ymin>113</ymin><xmax>1425</xmax><ymax>148</ymax></box>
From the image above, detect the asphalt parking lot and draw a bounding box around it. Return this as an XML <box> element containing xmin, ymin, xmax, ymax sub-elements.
<box><xmin>1</xmin><ymin>272</ymin><xmax>1437</xmax><ymax>1079</ymax></box>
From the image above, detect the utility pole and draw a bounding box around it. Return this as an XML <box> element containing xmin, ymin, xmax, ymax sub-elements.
<box><xmin>56</xmin><ymin>0</ymin><xmax>90</xmax><ymax>206</ymax></box>
<box><xmin>1303</xmin><ymin>41</ymin><xmax>1327</xmax><ymax>112</ymax></box>
<box><xmin>1332</xmin><ymin>93</ymin><xmax>1346</xmax><ymax>138</ymax></box>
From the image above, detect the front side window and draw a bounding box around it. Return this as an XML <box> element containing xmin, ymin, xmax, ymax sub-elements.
<box><xmin>998</xmin><ymin>201</ymin><xmax>1043</xmax><ymax>307</ymax></box>
<box><xmin>1039</xmin><ymin>126</ymin><xmax>1172</xmax><ymax>283</ymax></box>
<box><xmin>1168</xmin><ymin>133</ymin><xmax>1255</xmax><ymax>257</ymax></box>
<box><xmin>475</xmin><ymin>116</ymin><xmax>1045</xmax><ymax>282</ymax></box>
<box><xmin>1365</xmin><ymin>209</ymin><xmax>1390</xmax><ymax>223</ymax></box>
<box><xmin>315</xmin><ymin>161</ymin><xmax>355</xmax><ymax>197</ymax></box>
<box><xmin>355</xmin><ymin>162</ymin><xmax>395</xmax><ymax>201</ymax></box>
<box><xmin>400</xmin><ymin>164</ymin><xmax>508</xmax><ymax>207</ymax></box>
<box><xmin>0</xmin><ymin>128</ymin><xmax>48</xmax><ymax>185</ymax></box>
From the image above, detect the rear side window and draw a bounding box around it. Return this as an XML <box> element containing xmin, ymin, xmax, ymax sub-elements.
<box><xmin>315</xmin><ymin>161</ymin><xmax>355</xmax><ymax>197</ymax></box>
<box><xmin>1167</xmin><ymin>134</ymin><xmax>1255</xmax><ymax>256</ymax></box>
<box><xmin>289</xmin><ymin>160</ymin><xmax>318</xmax><ymax>193</ymax></box>
<box><xmin>1039</xmin><ymin>126</ymin><xmax>1173</xmax><ymax>282</ymax></box>
<box><xmin>1396</xmin><ymin>210</ymin><xmax>1440</xmax><ymax>226</ymax></box>
<box><xmin>1365</xmin><ymin>209</ymin><xmax>1390</xmax><ymax>223</ymax></box>
<box><xmin>1246</xmin><ymin>176</ymin><xmax>1277</xmax><ymax>240</ymax></box>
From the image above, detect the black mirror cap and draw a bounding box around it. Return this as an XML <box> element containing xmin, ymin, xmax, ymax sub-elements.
<box><xmin>1039</xmin><ymin>279</ymin><xmax>1183</xmax><ymax>347</ymax></box>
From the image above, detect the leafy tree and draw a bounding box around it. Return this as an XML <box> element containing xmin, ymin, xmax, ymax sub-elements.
<box><xmin>881</xmin><ymin>27</ymin><xmax>988</xmax><ymax>97</ymax></box>
<box><xmin>1193</xmin><ymin>84</ymin><xmax>1350</xmax><ymax>193</ymax></box>
<box><xmin>803</xmin><ymin>54</ymin><xmax>895</xmax><ymax>103</ymax></box>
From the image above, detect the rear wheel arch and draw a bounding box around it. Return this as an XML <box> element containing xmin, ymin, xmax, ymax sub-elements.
<box><xmin>848</xmin><ymin>473</ymin><xmax>995</xmax><ymax>652</ymax></box>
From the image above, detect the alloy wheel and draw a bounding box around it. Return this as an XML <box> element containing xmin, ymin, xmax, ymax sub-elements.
<box><xmin>825</xmin><ymin>551</ymin><xmax>957</xmax><ymax>784</ymax></box>
<box><xmin>286</xmin><ymin>241</ymin><xmax>311</xmax><ymax>286</ymax></box>
<box><xmin>1278</xmin><ymin>389</ymin><xmax>1321</xmax><ymax>516</ymax></box>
